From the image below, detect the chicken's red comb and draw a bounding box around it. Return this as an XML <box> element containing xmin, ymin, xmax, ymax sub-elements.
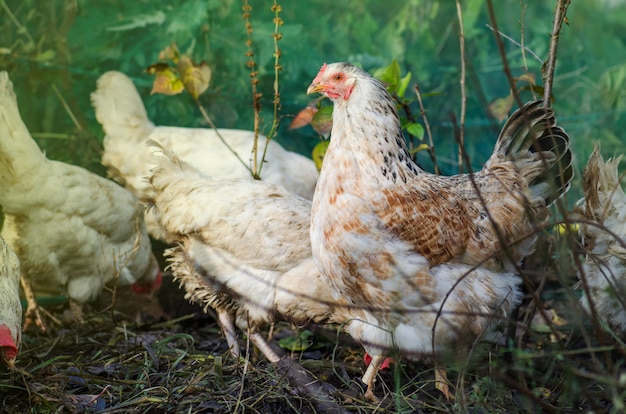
<box><xmin>0</xmin><ymin>324</ymin><xmax>18</xmax><ymax>362</ymax></box>
<box><xmin>363</xmin><ymin>352</ymin><xmax>395</xmax><ymax>370</ymax></box>
<box><xmin>131</xmin><ymin>270</ymin><xmax>162</xmax><ymax>295</ymax></box>
<box><xmin>312</xmin><ymin>63</ymin><xmax>328</xmax><ymax>85</ymax></box>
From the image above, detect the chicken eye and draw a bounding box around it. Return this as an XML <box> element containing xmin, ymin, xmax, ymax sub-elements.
<box><xmin>332</xmin><ymin>73</ymin><xmax>344</xmax><ymax>82</ymax></box>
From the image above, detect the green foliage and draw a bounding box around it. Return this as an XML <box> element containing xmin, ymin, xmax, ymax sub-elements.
<box><xmin>2</xmin><ymin>0</ymin><xmax>624</xmax><ymax>191</ymax></box>
<box><xmin>374</xmin><ymin>59</ymin><xmax>412</xmax><ymax>101</ymax></box>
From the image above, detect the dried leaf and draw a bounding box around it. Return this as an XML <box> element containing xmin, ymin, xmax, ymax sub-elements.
<box><xmin>289</xmin><ymin>106</ymin><xmax>317</xmax><ymax>130</ymax></box>
<box><xmin>488</xmin><ymin>92</ymin><xmax>515</xmax><ymax>123</ymax></box>
<box><xmin>147</xmin><ymin>64</ymin><xmax>185</xmax><ymax>96</ymax></box>
<box><xmin>145</xmin><ymin>62</ymin><xmax>170</xmax><ymax>75</ymax></box>
<box><xmin>518</xmin><ymin>84</ymin><xmax>546</xmax><ymax>97</ymax></box>
<box><xmin>159</xmin><ymin>42</ymin><xmax>180</xmax><ymax>63</ymax></box>
<box><xmin>514</xmin><ymin>72</ymin><xmax>536</xmax><ymax>85</ymax></box>
<box><xmin>179</xmin><ymin>56</ymin><xmax>211</xmax><ymax>100</ymax></box>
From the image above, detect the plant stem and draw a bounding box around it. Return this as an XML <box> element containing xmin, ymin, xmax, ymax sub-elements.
<box><xmin>413</xmin><ymin>84</ymin><xmax>440</xmax><ymax>175</ymax></box>
<box><xmin>242</xmin><ymin>0</ymin><xmax>262</xmax><ymax>179</ymax></box>
<box><xmin>455</xmin><ymin>0</ymin><xmax>467</xmax><ymax>174</ymax></box>
<box><xmin>486</xmin><ymin>0</ymin><xmax>523</xmax><ymax>108</ymax></box>
<box><xmin>257</xmin><ymin>0</ymin><xmax>284</xmax><ymax>179</ymax></box>
<box><xmin>195</xmin><ymin>100</ymin><xmax>250</xmax><ymax>173</ymax></box>
<box><xmin>543</xmin><ymin>0</ymin><xmax>571</xmax><ymax>107</ymax></box>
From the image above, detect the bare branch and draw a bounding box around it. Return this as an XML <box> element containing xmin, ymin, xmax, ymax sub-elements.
<box><xmin>543</xmin><ymin>0</ymin><xmax>571</xmax><ymax>107</ymax></box>
<box><xmin>484</xmin><ymin>23</ymin><xmax>542</xmax><ymax>64</ymax></box>
<box><xmin>486</xmin><ymin>0</ymin><xmax>523</xmax><ymax>109</ymax></box>
<box><xmin>455</xmin><ymin>0</ymin><xmax>467</xmax><ymax>173</ymax></box>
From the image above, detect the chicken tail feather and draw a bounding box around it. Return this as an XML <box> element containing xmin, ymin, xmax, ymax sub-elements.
<box><xmin>0</xmin><ymin>72</ymin><xmax>47</xmax><ymax>188</ymax></box>
<box><xmin>581</xmin><ymin>144</ymin><xmax>624</xmax><ymax>221</ymax></box>
<box><xmin>91</xmin><ymin>71</ymin><xmax>155</xmax><ymax>144</ymax></box>
<box><xmin>490</xmin><ymin>100</ymin><xmax>573</xmax><ymax>206</ymax></box>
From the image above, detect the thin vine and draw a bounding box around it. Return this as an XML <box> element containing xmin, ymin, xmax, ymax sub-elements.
<box><xmin>242</xmin><ymin>0</ymin><xmax>262</xmax><ymax>179</ymax></box>
<box><xmin>455</xmin><ymin>0</ymin><xmax>467</xmax><ymax>174</ymax></box>
<box><xmin>256</xmin><ymin>1</ymin><xmax>284</xmax><ymax>175</ymax></box>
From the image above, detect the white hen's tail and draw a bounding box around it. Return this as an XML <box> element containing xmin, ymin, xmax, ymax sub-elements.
<box><xmin>91</xmin><ymin>71</ymin><xmax>155</xmax><ymax>144</ymax></box>
<box><xmin>0</xmin><ymin>71</ymin><xmax>46</xmax><ymax>191</ymax></box>
<box><xmin>581</xmin><ymin>145</ymin><xmax>625</xmax><ymax>219</ymax></box>
<box><xmin>488</xmin><ymin>100</ymin><xmax>573</xmax><ymax>207</ymax></box>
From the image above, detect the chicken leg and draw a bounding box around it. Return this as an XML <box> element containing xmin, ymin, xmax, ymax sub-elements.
<box><xmin>362</xmin><ymin>353</ymin><xmax>385</xmax><ymax>401</ymax></box>
<box><xmin>217</xmin><ymin>310</ymin><xmax>241</xmax><ymax>358</ymax></box>
<box><xmin>20</xmin><ymin>275</ymin><xmax>46</xmax><ymax>332</ymax></box>
<box><xmin>249</xmin><ymin>331</ymin><xmax>282</xmax><ymax>363</ymax></box>
<box><xmin>434</xmin><ymin>364</ymin><xmax>455</xmax><ymax>400</ymax></box>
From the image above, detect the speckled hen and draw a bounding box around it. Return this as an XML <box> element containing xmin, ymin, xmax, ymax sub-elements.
<box><xmin>307</xmin><ymin>62</ymin><xmax>573</xmax><ymax>399</ymax></box>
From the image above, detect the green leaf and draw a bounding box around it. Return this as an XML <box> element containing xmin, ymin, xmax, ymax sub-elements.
<box><xmin>312</xmin><ymin>140</ymin><xmax>330</xmax><ymax>171</ymax></box>
<box><xmin>405</xmin><ymin>122</ymin><xmax>424</xmax><ymax>139</ymax></box>
<box><xmin>397</xmin><ymin>72</ymin><xmax>412</xmax><ymax>100</ymax></box>
<box><xmin>374</xmin><ymin>60</ymin><xmax>402</xmax><ymax>93</ymax></box>
<box><xmin>311</xmin><ymin>105</ymin><xmax>333</xmax><ymax>138</ymax></box>
<box><xmin>278</xmin><ymin>330</ymin><xmax>314</xmax><ymax>352</ymax></box>
<box><xmin>36</xmin><ymin>49</ymin><xmax>56</xmax><ymax>62</ymax></box>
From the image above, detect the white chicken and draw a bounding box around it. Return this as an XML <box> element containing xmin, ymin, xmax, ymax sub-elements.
<box><xmin>91</xmin><ymin>71</ymin><xmax>319</xmax><ymax>241</ymax></box>
<box><xmin>307</xmin><ymin>62</ymin><xmax>573</xmax><ymax>399</ymax></box>
<box><xmin>0</xmin><ymin>71</ymin><xmax>160</xmax><ymax>330</ymax></box>
<box><xmin>0</xmin><ymin>235</ymin><xmax>21</xmax><ymax>369</ymax></box>
<box><xmin>145</xmin><ymin>143</ymin><xmax>334</xmax><ymax>362</ymax></box>
<box><xmin>576</xmin><ymin>145</ymin><xmax>626</xmax><ymax>334</ymax></box>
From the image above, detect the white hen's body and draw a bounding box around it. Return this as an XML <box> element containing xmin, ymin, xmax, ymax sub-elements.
<box><xmin>577</xmin><ymin>146</ymin><xmax>626</xmax><ymax>333</ymax></box>
<box><xmin>91</xmin><ymin>71</ymin><xmax>319</xmax><ymax>241</ymax></box>
<box><xmin>0</xmin><ymin>71</ymin><xmax>158</xmax><ymax>320</ymax></box>
<box><xmin>147</xmin><ymin>146</ymin><xmax>333</xmax><ymax>360</ymax></box>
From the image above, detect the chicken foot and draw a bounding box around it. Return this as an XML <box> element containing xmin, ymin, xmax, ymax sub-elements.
<box><xmin>361</xmin><ymin>353</ymin><xmax>385</xmax><ymax>401</ymax></box>
<box><xmin>20</xmin><ymin>275</ymin><xmax>61</xmax><ymax>331</ymax></box>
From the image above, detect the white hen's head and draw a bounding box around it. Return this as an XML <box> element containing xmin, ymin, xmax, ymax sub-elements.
<box><xmin>307</xmin><ymin>62</ymin><xmax>391</xmax><ymax>103</ymax></box>
<box><xmin>306</xmin><ymin>62</ymin><xmax>415</xmax><ymax>178</ymax></box>
<box><xmin>307</xmin><ymin>62</ymin><xmax>360</xmax><ymax>101</ymax></box>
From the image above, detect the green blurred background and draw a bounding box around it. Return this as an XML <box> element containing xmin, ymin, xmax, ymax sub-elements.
<box><xmin>1</xmin><ymin>0</ymin><xmax>625</xmax><ymax>203</ymax></box>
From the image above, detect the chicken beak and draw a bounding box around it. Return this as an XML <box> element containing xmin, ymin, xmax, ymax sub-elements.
<box><xmin>307</xmin><ymin>83</ymin><xmax>325</xmax><ymax>95</ymax></box>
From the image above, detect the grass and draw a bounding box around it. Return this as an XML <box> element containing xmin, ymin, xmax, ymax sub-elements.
<box><xmin>1</xmin><ymin>264</ymin><xmax>625</xmax><ymax>413</ymax></box>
